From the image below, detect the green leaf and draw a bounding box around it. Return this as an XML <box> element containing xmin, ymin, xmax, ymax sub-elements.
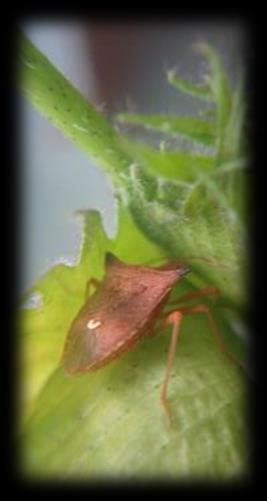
<box><xmin>222</xmin><ymin>76</ymin><xmax>246</xmax><ymax>159</ymax></box>
<box><xmin>19</xmin><ymin>211</ymin><xmax>108</xmax><ymax>426</ymax></box>
<box><xmin>126</xmin><ymin>156</ymin><xmax>247</xmax><ymax>311</ymax></box>
<box><xmin>120</xmin><ymin>140</ymin><xmax>214</xmax><ymax>180</ymax></box>
<box><xmin>196</xmin><ymin>43</ymin><xmax>232</xmax><ymax>161</ymax></box>
<box><xmin>167</xmin><ymin>68</ymin><xmax>214</xmax><ymax>102</ymax></box>
<box><xmin>20</xmin><ymin>209</ymin><xmax>247</xmax><ymax>480</ymax></box>
<box><xmin>117</xmin><ymin>113</ymin><xmax>216</xmax><ymax>147</ymax></box>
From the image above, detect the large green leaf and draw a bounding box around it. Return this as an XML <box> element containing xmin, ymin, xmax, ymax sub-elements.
<box><xmin>124</xmin><ymin>158</ymin><xmax>247</xmax><ymax>310</ymax></box>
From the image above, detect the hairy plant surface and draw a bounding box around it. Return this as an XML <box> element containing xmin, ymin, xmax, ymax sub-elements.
<box><xmin>18</xmin><ymin>33</ymin><xmax>248</xmax><ymax>480</ymax></box>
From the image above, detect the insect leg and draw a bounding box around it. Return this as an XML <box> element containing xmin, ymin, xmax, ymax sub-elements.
<box><xmin>85</xmin><ymin>278</ymin><xmax>101</xmax><ymax>300</ymax></box>
<box><xmin>160</xmin><ymin>310</ymin><xmax>184</xmax><ymax>423</ymax></box>
<box><xmin>160</xmin><ymin>301</ymin><xmax>240</xmax><ymax>423</ymax></box>
<box><xmin>176</xmin><ymin>303</ymin><xmax>239</xmax><ymax>366</ymax></box>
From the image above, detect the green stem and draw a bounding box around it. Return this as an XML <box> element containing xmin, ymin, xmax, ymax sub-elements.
<box><xmin>18</xmin><ymin>31</ymin><xmax>134</xmax><ymax>185</ymax></box>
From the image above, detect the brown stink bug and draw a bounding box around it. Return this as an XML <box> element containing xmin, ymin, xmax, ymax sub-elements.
<box><xmin>62</xmin><ymin>252</ymin><xmax>234</xmax><ymax>421</ymax></box>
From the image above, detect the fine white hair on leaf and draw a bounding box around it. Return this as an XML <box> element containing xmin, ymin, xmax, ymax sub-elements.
<box><xmin>129</xmin><ymin>163</ymin><xmax>140</xmax><ymax>180</ymax></box>
<box><xmin>72</xmin><ymin>123</ymin><xmax>88</xmax><ymax>133</ymax></box>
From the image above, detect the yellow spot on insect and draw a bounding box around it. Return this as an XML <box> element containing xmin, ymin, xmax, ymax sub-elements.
<box><xmin>87</xmin><ymin>319</ymin><xmax>101</xmax><ymax>330</ymax></box>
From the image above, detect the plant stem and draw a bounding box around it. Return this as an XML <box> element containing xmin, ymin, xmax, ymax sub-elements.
<box><xmin>18</xmin><ymin>31</ymin><xmax>134</xmax><ymax>186</ymax></box>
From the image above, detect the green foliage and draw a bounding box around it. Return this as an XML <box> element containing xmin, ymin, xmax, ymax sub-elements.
<box><xmin>18</xmin><ymin>34</ymin><xmax>248</xmax><ymax>479</ymax></box>
<box><xmin>116</xmin><ymin>44</ymin><xmax>247</xmax><ymax>310</ymax></box>
<box><xmin>167</xmin><ymin>68</ymin><xmax>214</xmax><ymax>102</ymax></box>
<box><xmin>20</xmin><ymin>209</ymin><xmax>247</xmax><ymax>479</ymax></box>
<box><xmin>117</xmin><ymin>113</ymin><xmax>216</xmax><ymax>147</ymax></box>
